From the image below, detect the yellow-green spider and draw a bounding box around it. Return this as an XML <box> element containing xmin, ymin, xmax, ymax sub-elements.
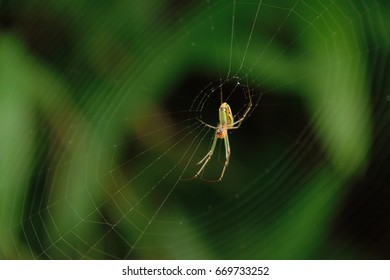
<box><xmin>192</xmin><ymin>86</ymin><xmax>252</xmax><ymax>181</ymax></box>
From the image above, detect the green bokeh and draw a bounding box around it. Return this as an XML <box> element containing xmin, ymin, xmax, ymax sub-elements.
<box><xmin>0</xmin><ymin>0</ymin><xmax>389</xmax><ymax>259</ymax></box>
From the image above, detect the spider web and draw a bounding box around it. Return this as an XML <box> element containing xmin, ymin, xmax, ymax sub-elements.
<box><xmin>1</xmin><ymin>0</ymin><xmax>389</xmax><ymax>260</ymax></box>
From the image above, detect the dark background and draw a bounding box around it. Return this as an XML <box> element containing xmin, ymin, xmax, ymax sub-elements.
<box><xmin>0</xmin><ymin>0</ymin><xmax>389</xmax><ymax>259</ymax></box>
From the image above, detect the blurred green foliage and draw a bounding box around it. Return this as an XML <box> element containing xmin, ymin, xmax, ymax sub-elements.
<box><xmin>0</xmin><ymin>0</ymin><xmax>389</xmax><ymax>259</ymax></box>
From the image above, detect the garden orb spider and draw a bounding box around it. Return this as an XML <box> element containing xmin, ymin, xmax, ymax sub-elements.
<box><xmin>192</xmin><ymin>83</ymin><xmax>252</xmax><ymax>181</ymax></box>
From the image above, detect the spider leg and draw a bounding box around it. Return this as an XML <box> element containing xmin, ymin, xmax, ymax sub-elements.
<box><xmin>197</xmin><ymin>117</ymin><xmax>218</xmax><ymax>130</ymax></box>
<box><xmin>228</xmin><ymin>91</ymin><xmax>253</xmax><ymax>128</ymax></box>
<box><xmin>193</xmin><ymin>134</ymin><xmax>218</xmax><ymax>178</ymax></box>
<box><xmin>228</xmin><ymin>112</ymin><xmax>248</xmax><ymax>128</ymax></box>
<box><xmin>225</xmin><ymin>116</ymin><xmax>246</xmax><ymax>130</ymax></box>
<box><xmin>219</xmin><ymin>132</ymin><xmax>231</xmax><ymax>181</ymax></box>
<box><xmin>226</xmin><ymin>124</ymin><xmax>240</xmax><ymax>130</ymax></box>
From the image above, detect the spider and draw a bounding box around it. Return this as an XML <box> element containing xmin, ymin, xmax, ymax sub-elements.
<box><xmin>192</xmin><ymin>85</ymin><xmax>252</xmax><ymax>181</ymax></box>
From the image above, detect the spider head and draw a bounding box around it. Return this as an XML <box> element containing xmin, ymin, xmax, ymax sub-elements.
<box><xmin>216</xmin><ymin>125</ymin><xmax>227</xmax><ymax>139</ymax></box>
